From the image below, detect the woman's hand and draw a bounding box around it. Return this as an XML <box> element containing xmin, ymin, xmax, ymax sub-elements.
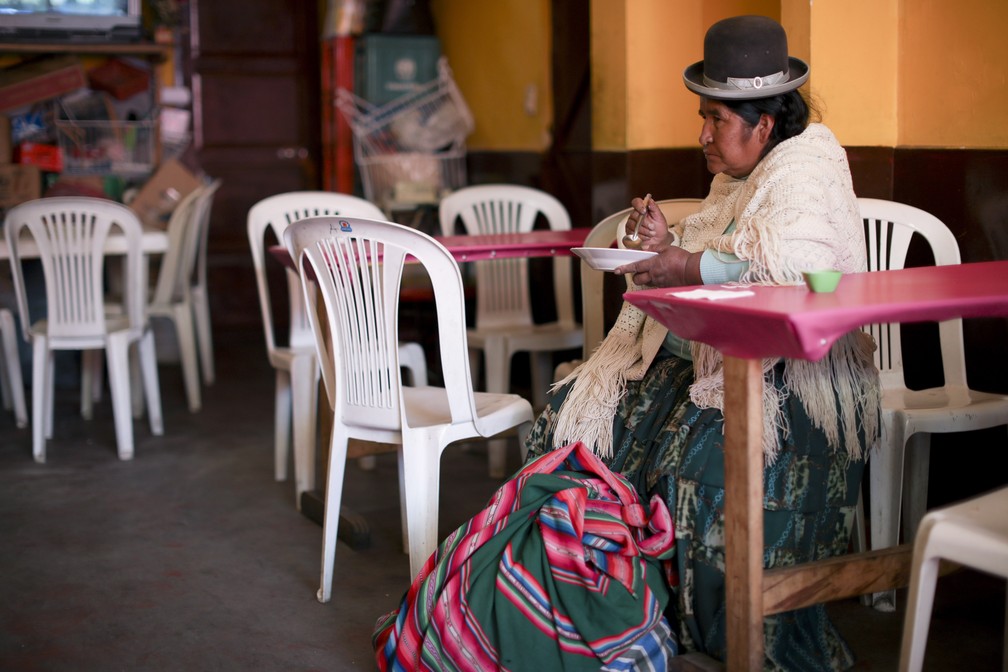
<box><xmin>628</xmin><ymin>196</ymin><xmax>672</xmax><ymax>252</ymax></box>
<box><xmin>615</xmin><ymin>245</ymin><xmax>702</xmax><ymax>287</ymax></box>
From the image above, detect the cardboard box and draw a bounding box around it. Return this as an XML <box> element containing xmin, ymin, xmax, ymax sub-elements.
<box><xmin>127</xmin><ymin>158</ymin><xmax>203</xmax><ymax>229</ymax></box>
<box><xmin>0</xmin><ymin>56</ymin><xmax>87</xmax><ymax>113</ymax></box>
<box><xmin>0</xmin><ymin>163</ymin><xmax>41</xmax><ymax>211</ymax></box>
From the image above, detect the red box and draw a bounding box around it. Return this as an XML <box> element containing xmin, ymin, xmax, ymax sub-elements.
<box><xmin>14</xmin><ymin>142</ymin><xmax>63</xmax><ymax>173</ymax></box>
<box><xmin>87</xmin><ymin>58</ymin><xmax>151</xmax><ymax>101</ymax></box>
<box><xmin>0</xmin><ymin>56</ymin><xmax>87</xmax><ymax>113</ymax></box>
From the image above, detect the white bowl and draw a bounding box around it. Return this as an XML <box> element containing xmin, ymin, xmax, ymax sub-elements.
<box><xmin>572</xmin><ymin>247</ymin><xmax>657</xmax><ymax>272</ymax></box>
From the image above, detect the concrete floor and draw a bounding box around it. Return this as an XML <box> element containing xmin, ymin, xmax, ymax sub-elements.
<box><xmin>1</xmin><ymin>329</ymin><xmax>1004</xmax><ymax>671</ymax></box>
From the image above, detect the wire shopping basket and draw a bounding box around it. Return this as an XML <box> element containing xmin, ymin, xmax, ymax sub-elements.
<box><xmin>336</xmin><ymin>58</ymin><xmax>474</xmax><ymax>211</ymax></box>
<box><xmin>55</xmin><ymin>94</ymin><xmax>159</xmax><ymax>177</ymax></box>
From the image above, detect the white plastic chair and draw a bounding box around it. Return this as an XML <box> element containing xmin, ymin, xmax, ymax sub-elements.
<box><xmin>898</xmin><ymin>485</ymin><xmax>1008</xmax><ymax>671</ymax></box>
<box><xmin>188</xmin><ymin>178</ymin><xmax>222</xmax><ymax>386</ymax></box>
<box><xmin>284</xmin><ymin>215</ymin><xmax>534</xmax><ymax>601</ymax></box>
<box><xmin>0</xmin><ymin>306</ymin><xmax>28</xmax><ymax>428</ymax></box>
<box><xmin>145</xmin><ymin>180</ymin><xmax>220</xmax><ymax>412</ymax></box>
<box><xmin>554</xmin><ymin>198</ymin><xmax>703</xmax><ymax>381</ymax></box>
<box><xmin>855</xmin><ymin>198</ymin><xmax>1008</xmax><ymax>609</ymax></box>
<box><xmin>4</xmin><ymin>197</ymin><xmax>164</xmax><ymax>462</ymax></box>
<box><xmin>247</xmin><ymin>191</ymin><xmax>428</xmax><ymax>507</ymax></box>
<box><xmin>439</xmin><ymin>184</ymin><xmax>581</xmax><ymax>476</ymax></box>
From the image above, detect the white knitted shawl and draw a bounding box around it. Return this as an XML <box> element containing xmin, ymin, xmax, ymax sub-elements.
<box><xmin>551</xmin><ymin>124</ymin><xmax>880</xmax><ymax>462</ymax></box>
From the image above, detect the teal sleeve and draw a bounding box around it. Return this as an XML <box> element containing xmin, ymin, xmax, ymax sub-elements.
<box><xmin>662</xmin><ymin>250</ymin><xmax>751</xmax><ymax>360</ymax></box>
<box><xmin>698</xmin><ymin>249</ymin><xmax>749</xmax><ymax>284</ymax></box>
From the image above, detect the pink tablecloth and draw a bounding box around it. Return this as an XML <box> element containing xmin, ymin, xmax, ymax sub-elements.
<box><xmin>436</xmin><ymin>227</ymin><xmax>592</xmax><ymax>261</ymax></box>
<box><xmin>270</xmin><ymin>227</ymin><xmax>592</xmax><ymax>269</ymax></box>
<box><xmin>625</xmin><ymin>260</ymin><xmax>1008</xmax><ymax>361</ymax></box>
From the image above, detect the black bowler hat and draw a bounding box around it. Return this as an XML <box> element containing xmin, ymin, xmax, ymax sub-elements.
<box><xmin>683</xmin><ymin>15</ymin><xmax>809</xmax><ymax>100</ymax></box>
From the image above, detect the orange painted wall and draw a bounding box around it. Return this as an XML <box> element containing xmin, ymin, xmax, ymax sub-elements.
<box><xmin>623</xmin><ymin>0</ymin><xmax>701</xmax><ymax>150</ymax></box>
<box><xmin>429</xmin><ymin>0</ymin><xmax>553</xmax><ymax>151</ymax></box>
<box><xmin>590</xmin><ymin>0</ymin><xmax>628</xmax><ymax>150</ymax></box>
<box><xmin>807</xmin><ymin>0</ymin><xmax>899</xmax><ymax>147</ymax></box>
<box><xmin>898</xmin><ymin>0</ymin><xmax>1008</xmax><ymax>148</ymax></box>
<box><xmin>430</xmin><ymin>1</ymin><xmax>1008</xmax><ymax>151</ymax></box>
<box><xmin>595</xmin><ymin>0</ymin><xmax>780</xmax><ymax>150</ymax></box>
<box><xmin>802</xmin><ymin>0</ymin><xmax>1007</xmax><ymax>148</ymax></box>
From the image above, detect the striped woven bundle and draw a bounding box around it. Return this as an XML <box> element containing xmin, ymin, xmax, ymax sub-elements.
<box><xmin>373</xmin><ymin>441</ymin><xmax>678</xmax><ymax>671</ymax></box>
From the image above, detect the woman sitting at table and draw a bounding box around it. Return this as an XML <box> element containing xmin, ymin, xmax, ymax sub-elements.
<box><xmin>524</xmin><ymin>15</ymin><xmax>881</xmax><ymax>671</ymax></box>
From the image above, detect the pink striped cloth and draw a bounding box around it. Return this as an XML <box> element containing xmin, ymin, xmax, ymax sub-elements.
<box><xmin>373</xmin><ymin>441</ymin><xmax>678</xmax><ymax>671</ymax></box>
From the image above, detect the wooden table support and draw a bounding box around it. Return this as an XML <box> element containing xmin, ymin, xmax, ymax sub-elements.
<box><xmin>723</xmin><ymin>356</ymin><xmax>766</xmax><ymax>671</ymax></box>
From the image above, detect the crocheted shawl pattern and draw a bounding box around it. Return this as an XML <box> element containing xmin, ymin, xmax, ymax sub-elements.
<box><xmin>551</xmin><ymin>123</ymin><xmax>880</xmax><ymax>462</ymax></box>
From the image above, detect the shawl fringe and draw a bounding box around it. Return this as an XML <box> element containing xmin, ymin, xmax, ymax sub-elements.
<box><xmin>550</xmin><ymin>302</ymin><xmax>649</xmax><ymax>459</ymax></box>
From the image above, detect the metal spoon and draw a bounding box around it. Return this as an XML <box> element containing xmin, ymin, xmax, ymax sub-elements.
<box><xmin>622</xmin><ymin>193</ymin><xmax>652</xmax><ymax>250</ymax></box>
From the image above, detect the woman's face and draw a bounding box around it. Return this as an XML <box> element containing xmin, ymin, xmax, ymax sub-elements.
<box><xmin>697</xmin><ymin>98</ymin><xmax>772</xmax><ymax>178</ymax></box>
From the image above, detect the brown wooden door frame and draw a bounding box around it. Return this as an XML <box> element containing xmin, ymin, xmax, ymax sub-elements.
<box><xmin>182</xmin><ymin>0</ymin><xmax>322</xmax><ymax>332</ymax></box>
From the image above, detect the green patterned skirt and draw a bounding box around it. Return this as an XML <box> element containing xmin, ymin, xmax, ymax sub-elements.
<box><xmin>524</xmin><ymin>352</ymin><xmax>867</xmax><ymax>671</ymax></box>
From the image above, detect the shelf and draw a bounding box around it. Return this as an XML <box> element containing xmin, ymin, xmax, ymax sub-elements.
<box><xmin>1</xmin><ymin>41</ymin><xmax>174</xmax><ymax>179</ymax></box>
<box><xmin>0</xmin><ymin>42</ymin><xmax>169</xmax><ymax>61</ymax></box>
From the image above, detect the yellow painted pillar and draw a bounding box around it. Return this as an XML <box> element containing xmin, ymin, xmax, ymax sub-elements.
<box><xmin>589</xmin><ymin>0</ymin><xmax>627</xmax><ymax>151</ymax></box>
<box><xmin>803</xmin><ymin>0</ymin><xmax>898</xmax><ymax>147</ymax></box>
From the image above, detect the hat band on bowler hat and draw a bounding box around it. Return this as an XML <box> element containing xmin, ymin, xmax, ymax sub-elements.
<box><xmin>704</xmin><ymin>69</ymin><xmax>788</xmax><ymax>92</ymax></box>
<box><xmin>683</xmin><ymin>56</ymin><xmax>808</xmax><ymax>99</ymax></box>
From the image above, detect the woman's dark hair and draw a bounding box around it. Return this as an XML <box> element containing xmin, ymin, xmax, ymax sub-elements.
<box><xmin>723</xmin><ymin>89</ymin><xmax>820</xmax><ymax>153</ymax></box>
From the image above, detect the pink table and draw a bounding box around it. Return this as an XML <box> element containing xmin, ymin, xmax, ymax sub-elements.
<box><xmin>436</xmin><ymin>227</ymin><xmax>593</xmax><ymax>261</ymax></box>
<box><xmin>269</xmin><ymin>227</ymin><xmax>592</xmax><ymax>268</ymax></box>
<box><xmin>624</xmin><ymin>260</ymin><xmax>1008</xmax><ymax>670</ymax></box>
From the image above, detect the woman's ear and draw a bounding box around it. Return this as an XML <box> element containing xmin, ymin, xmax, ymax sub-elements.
<box><xmin>758</xmin><ymin>113</ymin><xmax>775</xmax><ymax>143</ymax></box>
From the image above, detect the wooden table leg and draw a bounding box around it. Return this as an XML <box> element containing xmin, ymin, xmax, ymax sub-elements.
<box><xmin>722</xmin><ymin>356</ymin><xmax>926</xmax><ymax>670</ymax></box>
<box><xmin>723</xmin><ymin>356</ymin><xmax>766</xmax><ymax>671</ymax></box>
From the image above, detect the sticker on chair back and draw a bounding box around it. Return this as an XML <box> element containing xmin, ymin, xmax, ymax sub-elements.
<box><xmin>329</xmin><ymin>220</ymin><xmax>352</xmax><ymax>234</ymax></box>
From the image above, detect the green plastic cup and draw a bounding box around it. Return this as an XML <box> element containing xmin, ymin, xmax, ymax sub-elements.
<box><xmin>803</xmin><ymin>269</ymin><xmax>843</xmax><ymax>293</ymax></box>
